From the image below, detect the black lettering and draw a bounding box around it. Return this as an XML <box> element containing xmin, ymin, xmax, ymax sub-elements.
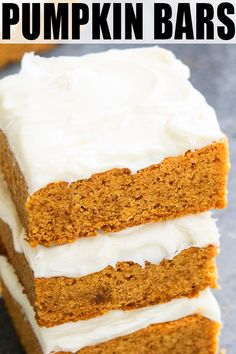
<box><xmin>174</xmin><ymin>4</ymin><xmax>194</xmax><ymax>40</ymax></box>
<box><xmin>217</xmin><ymin>2</ymin><xmax>235</xmax><ymax>40</ymax></box>
<box><xmin>72</xmin><ymin>3</ymin><xmax>89</xmax><ymax>40</ymax></box>
<box><xmin>113</xmin><ymin>3</ymin><xmax>121</xmax><ymax>40</ymax></box>
<box><xmin>154</xmin><ymin>3</ymin><xmax>172</xmax><ymax>40</ymax></box>
<box><xmin>196</xmin><ymin>3</ymin><xmax>214</xmax><ymax>40</ymax></box>
<box><xmin>22</xmin><ymin>3</ymin><xmax>40</xmax><ymax>40</ymax></box>
<box><xmin>44</xmin><ymin>3</ymin><xmax>68</xmax><ymax>40</ymax></box>
<box><xmin>92</xmin><ymin>3</ymin><xmax>111</xmax><ymax>40</ymax></box>
<box><xmin>125</xmin><ymin>3</ymin><xmax>143</xmax><ymax>40</ymax></box>
<box><xmin>2</xmin><ymin>3</ymin><xmax>19</xmax><ymax>39</ymax></box>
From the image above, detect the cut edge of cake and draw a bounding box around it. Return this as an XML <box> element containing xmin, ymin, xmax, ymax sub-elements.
<box><xmin>0</xmin><ymin>128</ymin><xmax>229</xmax><ymax>247</ymax></box>
<box><xmin>0</xmin><ymin>255</ymin><xmax>221</xmax><ymax>354</ymax></box>
<box><xmin>0</xmin><ymin>218</ymin><xmax>218</xmax><ymax>326</ymax></box>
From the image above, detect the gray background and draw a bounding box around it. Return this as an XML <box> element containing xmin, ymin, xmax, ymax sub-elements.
<box><xmin>0</xmin><ymin>44</ymin><xmax>235</xmax><ymax>353</ymax></box>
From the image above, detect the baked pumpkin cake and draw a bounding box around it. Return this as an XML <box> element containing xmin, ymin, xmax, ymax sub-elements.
<box><xmin>0</xmin><ymin>47</ymin><xmax>229</xmax><ymax>247</ymax></box>
<box><xmin>0</xmin><ymin>44</ymin><xmax>55</xmax><ymax>69</ymax></box>
<box><xmin>0</xmin><ymin>47</ymin><xmax>229</xmax><ymax>353</ymax></box>
<box><xmin>0</xmin><ymin>175</ymin><xmax>222</xmax><ymax>352</ymax></box>
<box><xmin>0</xmin><ymin>257</ymin><xmax>221</xmax><ymax>354</ymax></box>
<box><xmin>0</xmin><ymin>173</ymin><xmax>219</xmax><ymax>327</ymax></box>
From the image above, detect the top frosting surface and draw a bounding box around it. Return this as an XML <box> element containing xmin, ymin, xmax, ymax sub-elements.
<box><xmin>0</xmin><ymin>47</ymin><xmax>224</xmax><ymax>193</ymax></box>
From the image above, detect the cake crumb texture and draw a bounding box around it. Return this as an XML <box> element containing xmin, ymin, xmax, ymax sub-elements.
<box><xmin>2</xmin><ymin>282</ymin><xmax>220</xmax><ymax>354</ymax></box>
<box><xmin>0</xmin><ymin>128</ymin><xmax>229</xmax><ymax>246</ymax></box>
<box><xmin>35</xmin><ymin>245</ymin><xmax>218</xmax><ymax>327</ymax></box>
<box><xmin>0</xmin><ymin>219</ymin><xmax>218</xmax><ymax>327</ymax></box>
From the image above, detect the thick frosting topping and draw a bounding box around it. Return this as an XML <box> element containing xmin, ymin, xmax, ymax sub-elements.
<box><xmin>0</xmin><ymin>256</ymin><xmax>221</xmax><ymax>354</ymax></box>
<box><xmin>0</xmin><ymin>173</ymin><xmax>219</xmax><ymax>278</ymax></box>
<box><xmin>0</xmin><ymin>47</ymin><xmax>224</xmax><ymax>193</ymax></box>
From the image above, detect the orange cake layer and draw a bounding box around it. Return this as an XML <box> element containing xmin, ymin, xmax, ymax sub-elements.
<box><xmin>2</xmin><ymin>282</ymin><xmax>220</xmax><ymax>354</ymax></box>
<box><xmin>0</xmin><ymin>130</ymin><xmax>229</xmax><ymax>246</ymax></box>
<box><xmin>0</xmin><ymin>44</ymin><xmax>55</xmax><ymax>69</ymax></box>
<box><xmin>0</xmin><ymin>219</ymin><xmax>218</xmax><ymax>327</ymax></box>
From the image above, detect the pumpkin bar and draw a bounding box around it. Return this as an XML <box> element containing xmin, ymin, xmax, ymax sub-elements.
<box><xmin>0</xmin><ymin>47</ymin><xmax>229</xmax><ymax>246</ymax></box>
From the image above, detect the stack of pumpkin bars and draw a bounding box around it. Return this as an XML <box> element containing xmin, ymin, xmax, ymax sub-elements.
<box><xmin>0</xmin><ymin>47</ymin><xmax>229</xmax><ymax>354</ymax></box>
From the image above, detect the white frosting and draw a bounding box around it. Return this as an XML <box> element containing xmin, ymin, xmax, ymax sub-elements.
<box><xmin>0</xmin><ymin>47</ymin><xmax>224</xmax><ymax>194</ymax></box>
<box><xmin>0</xmin><ymin>173</ymin><xmax>219</xmax><ymax>278</ymax></box>
<box><xmin>0</xmin><ymin>256</ymin><xmax>221</xmax><ymax>354</ymax></box>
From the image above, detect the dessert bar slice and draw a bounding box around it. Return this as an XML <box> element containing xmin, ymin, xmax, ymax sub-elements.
<box><xmin>0</xmin><ymin>173</ymin><xmax>219</xmax><ymax>327</ymax></box>
<box><xmin>0</xmin><ymin>256</ymin><xmax>220</xmax><ymax>354</ymax></box>
<box><xmin>0</xmin><ymin>47</ymin><xmax>229</xmax><ymax>246</ymax></box>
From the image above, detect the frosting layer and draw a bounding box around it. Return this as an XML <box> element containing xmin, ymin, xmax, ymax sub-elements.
<box><xmin>0</xmin><ymin>47</ymin><xmax>224</xmax><ymax>193</ymax></box>
<box><xmin>0</xmin><ymin>256</ymin><xmax>221</xmax><ymax>354</ymax></box>
<box><xmin>0</xmin><ymin>173</ymin><xmax>219</xmax><ymax>278</ymax></box>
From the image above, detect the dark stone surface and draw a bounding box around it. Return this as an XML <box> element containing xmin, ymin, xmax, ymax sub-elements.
<box><xmin>0</xmin><ymin>44</ymin><xmax>235</xmax><ymax>353</ymax></box>
<box><xmin>0</xmin><ymin>300</ymin><xmax>24</xmax><ymax>354</ymax></box>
